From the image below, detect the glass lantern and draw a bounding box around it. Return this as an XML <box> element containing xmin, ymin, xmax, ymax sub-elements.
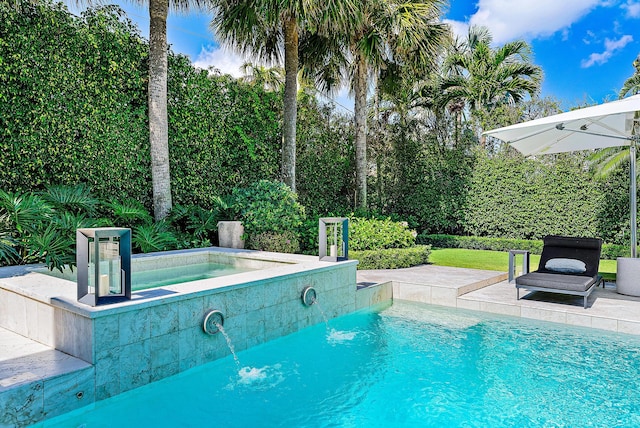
<box><xmin>76</xmin><ymin>228</ymin><xmax>131</xmax><ymax>306</ymax></box>
<box><xmin>318</xmin><ymin>217</ymin><xmax>348</xmax><ymax>262</ymax></box>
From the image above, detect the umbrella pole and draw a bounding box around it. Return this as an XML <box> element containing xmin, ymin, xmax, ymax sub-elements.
<box><xmin>632</xmin><ymin>140</ymin><xmax>637</xmax><ymax>258</ymax></box>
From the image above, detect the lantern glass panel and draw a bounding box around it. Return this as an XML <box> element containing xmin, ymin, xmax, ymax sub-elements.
<box><xmin>98</xmin><ymin>236</ymin><xmax>122</xmax><ymax>296</ymax></box>
<box><xmin>88</xmin><ymin>237</ymin><xmax>95</xmax><ymax>294</ymax></box>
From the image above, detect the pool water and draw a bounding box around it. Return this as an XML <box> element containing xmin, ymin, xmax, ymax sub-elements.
<box><xmin>34</xmin><ymin>302</ymin><xmax>640</xmax><ymax>427</ymax></box>
<box><xmin>131</xmin><ymin>263</ymin><xmax>255</xmax><ymax>290</ymax></box>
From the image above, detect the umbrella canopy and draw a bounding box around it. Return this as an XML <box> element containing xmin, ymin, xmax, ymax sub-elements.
<box><xmin>484</xmin><ymin>94</ymin><xmax>640</xmax><ymax>257</ymax></box>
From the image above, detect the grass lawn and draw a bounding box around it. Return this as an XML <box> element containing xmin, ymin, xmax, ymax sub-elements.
<box><xmin>429</xmin><ymin>248</ymin><xmax>617</xmax><ymax>281</ymax></box>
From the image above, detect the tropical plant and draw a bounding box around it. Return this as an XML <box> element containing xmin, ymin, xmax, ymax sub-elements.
<box><xmin>107</xmin><ymin>199</ymin><xmax>154</xmax><ymax>229</ymax></box>
<box><xmin>132</xmin><ymin>221</ymin><xmax>179</xmax><ymax>253</ymax></box>
<box><xmin>136</xmin><ymin>0</ymin><xmax>208</xmax><ymax>221</ymax></box>
<box><xmin>439</xmin><ymin>26</ymin><xmax>543</xmax><ymax>142</ymax></box>
<box><xmin>22</xmin><ymin>224</ymin><xmax>76</xmax><ymax>272</ymax></box>
<box><xmin>41</xmin><ymin>184</ymin><xmax>99</xmax><ymax>216</ymax></box>
<box><xmin>240</xmin><ymin>62</ymin><xmax>285</xmax><ymax>91</ymax></box>
<box><xmin>620</xmin><ymin>54</ymin><xmax>640</xmax><ymax>98</ymax></box>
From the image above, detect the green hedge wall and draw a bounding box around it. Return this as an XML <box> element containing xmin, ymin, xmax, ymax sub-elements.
<box><xmin>0</xmin><ymin>3</ymin><xmax>152</xmax><ymax>203</ymax></box>
<box><xmin>463</xmin><ymin>151</ymin><xmax>623</xmax><ymax>240</ymax></box>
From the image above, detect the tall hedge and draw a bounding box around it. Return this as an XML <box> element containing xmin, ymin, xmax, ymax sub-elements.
<box><xmin>463</xmin><ymin>151</ymin><xmax>617</xmax><ymax>240</ymax></box>
<box><xmin>167</xmin><ymin>56</ymin><xmax>282</xmax><ymax>208</ymax></box>
<box><xmin>0</xmin><ymin>2</ymin><xmax>284</xmax><ymax>211</ymax></box>
<box><xmin>296</xmin><ymin>92</ymin><xmax>355</xmax><ymax>215</ymax></box>
<box><xmin>0</xmin><ymin>3</ymin><xmax>151</xmax><ymax>203</ymax></box>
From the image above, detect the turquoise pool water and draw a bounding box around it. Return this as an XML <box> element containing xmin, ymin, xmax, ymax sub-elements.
<box><xmin>35</xmin><ymin>302</ymin><xmax>640</xmax><ymax>427</ymax></box>
<box><xmin>131</xmin><ymin>262</ymin><xmax>255</xmax><ymax>290</ymax></box>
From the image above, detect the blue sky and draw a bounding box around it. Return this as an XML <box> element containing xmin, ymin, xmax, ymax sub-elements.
<box><xmin>65</xmin><ymin>0</ymin><xmax>640</xmax><ymax>111</ymax></box>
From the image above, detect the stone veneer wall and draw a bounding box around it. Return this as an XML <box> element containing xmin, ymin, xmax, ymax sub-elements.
<box><xmin>91</xmin><ymin>263</ymin><xmax>356</xmax><ymax>400</ymax></box>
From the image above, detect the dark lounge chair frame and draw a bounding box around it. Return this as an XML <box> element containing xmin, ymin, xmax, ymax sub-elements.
<box><xmin>515</xmin><ymin>236</ymin><xmax>604</xmax><ymax>309</ymax></box>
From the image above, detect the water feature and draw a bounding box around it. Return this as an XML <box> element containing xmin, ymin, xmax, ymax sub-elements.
<box><xmin>33</xmin><ymin>301</ymin><xmax>640</xmax><ymax>427</ymax></box>
<box><xmin>309</xmin><ymin>295</ymin><xmax>357</xmax><ymax>343</ymax></box>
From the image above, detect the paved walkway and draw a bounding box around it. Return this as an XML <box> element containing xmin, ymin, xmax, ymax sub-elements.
<box><xmin>358</xmin><ymin>264</ymin><xmax>640</xmax><ymax>336</ymax></box>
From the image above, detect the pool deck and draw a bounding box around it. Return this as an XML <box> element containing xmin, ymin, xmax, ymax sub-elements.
<box><xmin>358</xmin><ymin>265</ymin><xmax>640</xmax><ymax>335</ymax></box>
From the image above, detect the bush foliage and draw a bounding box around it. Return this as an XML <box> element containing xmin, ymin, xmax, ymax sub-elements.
<box><xmin>349</xmin><ymin>217</ymin><xmax>417</xmax><ymax>251</ymax></box>
<box><xmin>231</xmin><ymin>180</ymin><xmax>305</xmax><ymax>237</ymax></box>
<box><xmin>351</xmin><ymin>246</ymin><xmax>431</xmax><ymax>270</ymax></box>
<box><xmin>418</xmin><ymin>233</ymin><xmax>627</xmax><ymax>260</ymax></box>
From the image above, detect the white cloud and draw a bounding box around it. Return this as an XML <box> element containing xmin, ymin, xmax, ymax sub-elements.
<box><xmin>622</xmin><ymin>0</ymin><xmax>640</xmax><ymax>18</ymax></box>
<box><xmin>446</xmin><ymin>0</ymin><xmax>601</xmax><ymax>44</ymax></box>
<box><xmin>192</xmin><ymin>46</ymin><xmax>248</xmax><ymax>77</ymax></box>
<box><xmin>581</xmin><ymin>34</ymin><xmax>634</xmax><ymax>67</ymax></box>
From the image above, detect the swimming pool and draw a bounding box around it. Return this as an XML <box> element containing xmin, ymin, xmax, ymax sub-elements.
<box><xmin>33</xmin><ymin>301</ymin><xmax>640</xmax><ymax>427</ymax></box>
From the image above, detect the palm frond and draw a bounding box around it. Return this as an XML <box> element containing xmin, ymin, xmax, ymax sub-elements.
<box><xmin>41</xmin><ymin>184</ymin><xmax>99</xmax><ymax>215</ymax></box>
<box><xmin>107</xmin><ymin>199</ymin><xmax>153</xmax><ymax>228</ymax></box>
<box><xmin>0</xmin><ymin>190</ymin><xmax>53</xmax><ymax>234</ymax></box>
<box><xmin>133</xmin><ymin>222</ymin><xmax>178</xmax><ymax>253</ymax></box>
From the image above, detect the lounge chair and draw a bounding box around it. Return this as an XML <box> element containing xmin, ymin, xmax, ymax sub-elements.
<box><xmin>515</xmin><ymin>235</ymin><xmax>604</xmax><ymax>308</ymax></box>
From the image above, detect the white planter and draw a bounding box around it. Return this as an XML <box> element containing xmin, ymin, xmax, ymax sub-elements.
<box><xmin>217</xmin><ymin>221</ymin><xmax>245</xmax><ymax>249</ymax></box>
<box><xmin>616</xmin><ymin>257</ymin><xmax>640</xmax><ymax>296</ymax></box>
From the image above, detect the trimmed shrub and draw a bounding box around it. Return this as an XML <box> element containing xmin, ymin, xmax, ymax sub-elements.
<box><xmin>351</xmin><ymin>246</ymin><xmax>431</xmax><ymax>270</ymax></box>
<box><xmin>246</xmin><ymin>231</ymin><xmax>300</xmax><ymax>254</ymax></box>
<box><xmin>349</xmin><ymin>217</ymin><xmax>417</xmax><ymax>251</ymax></box>
<box><xmin>417</xmin><ymin>233</ymin><xmax>628</xmax><ymax>260</ymax></box>
<box><xmin>231</xmin><ymin>180</ymin><xmax>305</xmax><ymax>236</ymax></box>
<box><xmin>417</xmin><ymin>234</ymin><xmax>544</xmax><ymax>253</ymax></box>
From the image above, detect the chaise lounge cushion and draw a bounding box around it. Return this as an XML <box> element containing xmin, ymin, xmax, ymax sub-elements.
<box><xmin>515</xmin><ymin>272</ymin><xmax>598</xmax><ymax>292</ymax></box>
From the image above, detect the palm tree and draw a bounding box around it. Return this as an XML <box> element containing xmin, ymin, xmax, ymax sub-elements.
<box><xmin>210</xmin><ymin>0</ymin><xmax>352</xmax><ymax>192</ymax></box>
<box><xmin>440</xmin><ymin>25</ymin><xmax>542</xmax><ymax>142</ymax></box>
<box><xmin>620</xmin><ymin>54</ymin><xmax>640</xmax><ymax>98</ymax></box>
<box><xmin>240</xmin><ymin>62</ymin><xmax>284</xmax><ymax>91</ymax></box>
<box><xmin>591</xmin><ymin>56</ymin><xmax>640</xmax><ymax>176</ymax></box>
<box><xmin>140</xmin><ymin>0</ymin><xmax>207</xmax><ymax>220</ymax></box>
<box><xmin>347</xmin><ymin>0</ymin><xmax>449</xmax><ymax>209</ymax></box>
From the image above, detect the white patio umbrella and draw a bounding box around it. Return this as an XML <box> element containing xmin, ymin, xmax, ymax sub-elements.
<box><xmin>484</xmin><ymin>94</ymin><xmax>640</xmax><ymax>257</ymax></box>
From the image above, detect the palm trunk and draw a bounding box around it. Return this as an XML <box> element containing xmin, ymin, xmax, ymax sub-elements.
<box><xmin>149</xmin><ymin>0</ymin><xmax>172</xmax><ymax>220</ymax></box>
<box><xmin>354</xmin><ymin>54</ymin><xmax>368</xmax><ymax>209</ymax></box>
<box><xmin>281</xmin><ymin>16</ymin><xmax>298</xmax><ymax>192</ymax></box>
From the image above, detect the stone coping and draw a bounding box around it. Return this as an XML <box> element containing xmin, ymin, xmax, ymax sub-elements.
<box><xmin>0</xmin><ymin>247</ymin><xmax>357</xmax><ymax>319</ymax></box>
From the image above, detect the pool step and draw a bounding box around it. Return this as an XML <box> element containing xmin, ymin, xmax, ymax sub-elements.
<box><xmin>0</xmin><ymin>327</ymin><xmax>95</xmax><ymax>427</ymax></box>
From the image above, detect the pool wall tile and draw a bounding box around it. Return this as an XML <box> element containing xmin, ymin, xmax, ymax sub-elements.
<box><xmin>521</xmin><ymin>307</ymin><xmax>567</xmax><ymax>324</ymax></box>
<box><xmin>53</xmin><ymin>309</ymin><xmax>93</xmax><ymax>363</ymax></box>
<box><xmin>94</xmin><ymin>346</ymin><xmax>120</xmax><ymax>398</ymax></box>
<box><xmin>565</xmin><ymin>312</ymin><xmax>592</xmax><ymax>328</ymax></box>
<box><xmin>456</xmin><ymin>299</ymin><xmax>482</xmax><ymax>312</ymax></box>
<box><xmin>2</xmin><ymin>290</ymin><xmax>26</xmax><ymax>336</ymax></box>
<box><xmin>151</xmin><ymin>362</ymin><xmax>180</xmax><ymax>382</ymax></box>
<box><xmin>393</xmin><ymin>283</ymin><xmax>432</xmax><ymax>304</ymax></box>
<box><xmin>42</xmin><ymin>366</ymin><xmax>95</xmax><ymax>420</ymax></box>
<box><xmin>431</xmin><ymin>287</ymin><xmax>458</xmax><ymax>307</ymax></box>
<box><xmin>0</xmin><ymin>381</ymin><xmax>43</xmax><ymax>428</ymax></box>
<box><xmin>617</xmin><ymin>319</ymin><xmax>640</xmax><ymax>335</ymax></box>
<box><xmin>36</xmin><ymin>303</ymin><xmax>55</xmax><ymax>346</ymax></box>
<box><xmin>178</xmin><ymin>298</ymin><xmax>205</xmax><ymax>330</ymax></box>
<box><xmin>150</xmin><ymin>304</ymin><xmax>179</xmax><ymax>337</ymax></box>
<box><xmin>150</xmin><ymin>333</ymin><xmax>180</xmax><ymax>367</ymax></box>
<box><xmin>119</xmin><ymin>339</ymin><xmax>151</xmax><ymax>392</ymax></box>
<box><xmin>478</xmin><ymin>301</ymin><xmax>521</xmax><ymax>317</ymax></box>
<box><xmin>592</xmin><ymin>317</ymin><xmax>618</xmax><ymax>332</ymax></box>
